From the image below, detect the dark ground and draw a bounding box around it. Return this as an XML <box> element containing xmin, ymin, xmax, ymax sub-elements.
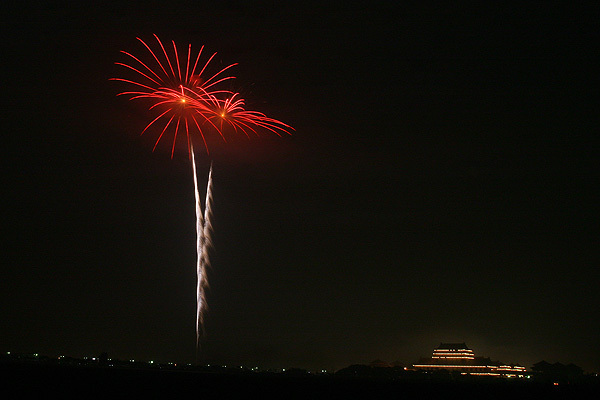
<box><xmin>2</xmin><ymin>363</ymin><xmax>598</xmax><ymax>399</ymax></box>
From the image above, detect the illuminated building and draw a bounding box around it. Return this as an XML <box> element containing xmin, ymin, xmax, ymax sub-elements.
<box><xmin>412</xmin><ymin>343</ymin><xmax>527</xmax><ymax>378</ymax></box>
<box><xmin>432</xmin><ymin>343</ymin><xmax>475</xmax><ymax>360</ymax></box>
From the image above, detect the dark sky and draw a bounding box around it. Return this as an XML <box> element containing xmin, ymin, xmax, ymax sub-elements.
<box><xmin>2</xmin><ymin>2</ymin><xmax>599</xmax><ymax>372</ymax></box>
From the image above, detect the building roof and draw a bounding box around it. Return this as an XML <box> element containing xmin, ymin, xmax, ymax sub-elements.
<box><xmin>436</xmin><ymin>342</ymin><xmax>471</xmax><ymax>350</ymax></box>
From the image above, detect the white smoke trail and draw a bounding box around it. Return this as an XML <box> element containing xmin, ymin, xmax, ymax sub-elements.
<box><xmin>202</xmin><ymin>162</ymin><xmax>214</xmax><ymax>273</ymax></box>
<box><xmin>190</xmin><ymin>144</ymin><xmax>213</xmax><ymax>352</ymax></box>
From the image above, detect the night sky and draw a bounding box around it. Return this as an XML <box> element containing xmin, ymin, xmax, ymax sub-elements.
<box><xmin>2</xmin><ymin>2</ymin><xmax>599</xmax><ymax>372</ymax></box>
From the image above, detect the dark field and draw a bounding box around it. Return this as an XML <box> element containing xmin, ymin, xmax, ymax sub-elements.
<box><xmin>2</xmin><ymin>363</ymin><xmax>598</xmax><ymax>399</ymax></box>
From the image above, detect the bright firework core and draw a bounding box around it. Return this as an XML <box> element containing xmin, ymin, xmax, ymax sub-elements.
<box><xmin>112</xmin><ymin>35</ymin><xmax>293</xmax><ymax>354</ymax></box>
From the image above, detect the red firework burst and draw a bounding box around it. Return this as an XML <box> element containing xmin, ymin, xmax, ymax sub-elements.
<box><xmin>203</xmin><ymin>92</ymin><xmax>294</xmax><ymax>140</ymax></box>
<box><xmin>111</xmin><ymin>35</ymin><xmax>293</xmax><ymax>156</ymax></box>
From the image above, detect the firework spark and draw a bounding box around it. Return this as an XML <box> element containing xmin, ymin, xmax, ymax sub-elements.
<box><xmin>113</xmin><ymin>35</ymin><xmax>293</xmax><ymax>355</ymax></box>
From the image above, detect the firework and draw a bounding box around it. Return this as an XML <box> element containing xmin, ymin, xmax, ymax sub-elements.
<box><xmin>111</xmin><ymin>34</ymin><xmax>237</xmax><ymax>156</ymax></box>
<box><xmin>112</xmin><ymin>35</ymin><xmax>293</xmax><ymax>355</ymax></box>
<box><xmin>203</xmin><ymin>92</ymin><xmax>294</xmax><ymax>139</ymax></box>
<box><xmin>112</xmin><ymin>35</ymin><xmax>293</xmax><ymax>154</ymax></box>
